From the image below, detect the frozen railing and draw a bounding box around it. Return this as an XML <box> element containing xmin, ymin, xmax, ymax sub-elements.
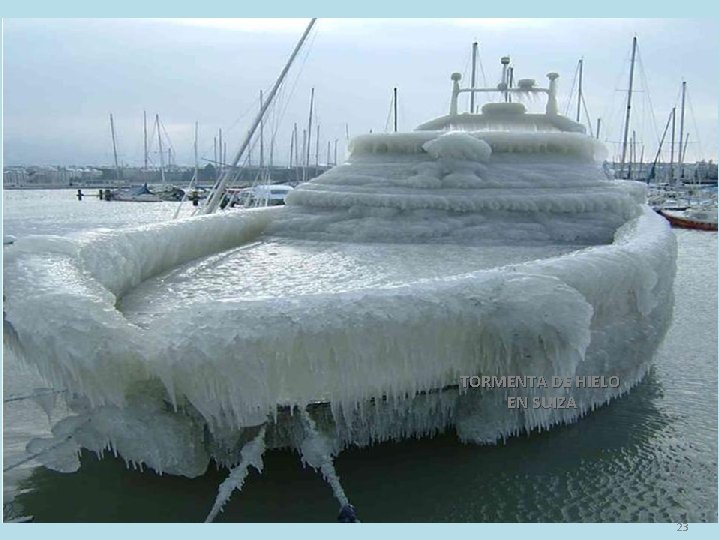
<box><xmin>450</xmin><ymin>56</ymin><xmax>559</xmax><ymax>117</ymax></box>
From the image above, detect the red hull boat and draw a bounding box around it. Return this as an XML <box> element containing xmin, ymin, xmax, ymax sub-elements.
<box><xmin>658</xmin><ymin>209</ymin><xmax>718</xmax><ymax>231</ymax></box>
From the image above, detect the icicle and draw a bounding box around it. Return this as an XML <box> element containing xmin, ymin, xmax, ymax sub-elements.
<box><xmin>297</xmin><ymin>407</ymin><xmax>350</xmax><ymax>509</ymax></box>
<box><xmin>204</xmin><ymin>425</ymin><xmax>267</xmax><ymax>523</ymax></box>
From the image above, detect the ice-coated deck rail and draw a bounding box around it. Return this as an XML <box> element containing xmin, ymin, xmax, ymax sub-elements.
<box><xmin>449</xmin><ymin>56</ymin><xmax>559</xmax><ymax>117</ymax></box>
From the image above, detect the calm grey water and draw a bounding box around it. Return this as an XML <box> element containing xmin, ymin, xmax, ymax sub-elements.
<box><xmin>2</xmin><ymin>189</ymin><xmax>717</xmax><ymax>523</ymax></box>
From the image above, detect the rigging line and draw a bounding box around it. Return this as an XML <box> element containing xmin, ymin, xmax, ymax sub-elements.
<box><xmin>269</xmin><ymin>80</ymin><xmax>285</xmax><ymax>137</ymax></box>
<box><xmin>158</xmin><ymin>118</ymin><xmax>177</xmax><ymax>159</ymax></box>
<box><xmin>4</xmin><ymin>389</ymin><xmax>67</xmax><ymax>403</ymax></box>
<box><xmin>218</xmin><ymin>19</ymin><xmax>316</xmax><ymax>202</ymax></box>
<box><xmin>564</xmin><ymin>60</ymin><xmax>580</xmax><ymax>117</ymax></box>
<box><xmin>659</xmin><ymin>82</ymin><xmax>685</xmax><ymax>163</ymax></box>
<box><xmin>384</xmin><ymin>91</ymin><xmax>394</xmax><ymax>132</ymax></box>
<box><xmin>672</xmin><ymin>81</ymin><xmax>683</xmax><ymax>106</ymax></box>
<box><xmin>267</xmin><ymin>27</ymin><xmax>317</xmax><ymax>151</ymax></box>
<box><xmin>581</xmin><ymin>94</ymin><xmax>593</xmax><ymax>134</ymax></box>
<box><xmin>477</xmin><ymin>46</ymin><xmax>488</xmax><ymax>87</ymax></box>
<box><xmin>226</xmin><ymin>126</ymin><xmax>266</xmax><ymax>194</ymax></box>
<box><xmin>461</xmin><ymin>46</ymin><xmax>472</xmax><ymax>110</ymax></box>
<box><xmin>230</xmin><ymin>23</ymin><xmax>318</xmax><ymax>176</ymax></box>
<box><xmin>599</xmin><ymin>44</ymin><xmax>634</xmax><ymax>145</ymax></box>
<box><xmin>147</xmin><ymin>117</ymin><xmax>158</xmax><ymax>155</ymax></box>
<box><xmin>215</xmin><ymin>25</ymin><xmax>319</xmax><ymax>147</ymax></box>
<box><xmin>635</xmin><ymin>46</ymin><xmax>661</xmax><ymax>147</ymax></box>
<box><xmin>223</xmin><ymin>99</ymin><xmax>262</xmax><ymax>136</ymax></box>
<box><xmin>3</xmin><ymin>419</ymin><xmax>91</xmax><ymax>473</ymax></box>
<box><xmin>685</xmin><ymin>90</ymin><xmax>706</xmax><ymax>160</ymax></box>
<box><xmin>461</xmin><ymin>46</ymin><xmax>471</xmax><ymax>85</ymax></box>
<box><xmin>443</xmin><ymin>44</ymin><xmax>470</xmax><ymax>113</ymax></box>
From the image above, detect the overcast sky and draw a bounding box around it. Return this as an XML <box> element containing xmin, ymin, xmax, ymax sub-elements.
<box><xmin>3</xmin><ymin>18</ymin><xmax>717</xmax><ymax>167</ymax></box>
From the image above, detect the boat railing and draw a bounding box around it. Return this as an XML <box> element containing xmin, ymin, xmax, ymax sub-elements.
<box><xmin>449</xmin><ymin>63</ymin><xmax>559</xmax><ymax>117</ymax></box>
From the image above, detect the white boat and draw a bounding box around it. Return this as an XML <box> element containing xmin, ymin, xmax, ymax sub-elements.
<box><xmin>228</xmin><ymin>184</ymin><xmax>294</xmax><ymax>207</ymax></box>
<box><xmin>3</xmin><ymin>57</ymin><xmax>676</xmax><ymax>506</ymax></box>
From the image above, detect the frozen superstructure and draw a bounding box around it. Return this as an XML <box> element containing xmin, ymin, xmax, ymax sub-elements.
<box><xmin>4</xmin><ymin>61</ymin><xmax>676</xmax><ymax>497</ymax></box>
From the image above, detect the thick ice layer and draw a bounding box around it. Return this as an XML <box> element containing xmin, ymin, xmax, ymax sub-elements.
<box><xmin>282</xmin><ymin>132</ymin><xmax>643</xmax><ymax>245</ymax></box>
<box><xmin>3</xmin><ymin>128</ymin><xmax>676</xmax><ymax>477</ymax></box>
<box><xmin>4</xmin><ymin>208</ymin><xmax>676</xmax><ymax>475</ymax></box>
<box><xmin>118</xmin><ymin>240</ymin><xmax>578</xmax><ymax>328</ymax></box>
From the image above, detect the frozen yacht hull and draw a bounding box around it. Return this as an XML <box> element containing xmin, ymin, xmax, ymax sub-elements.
<box><xmin>3</xmin><ymin>161</ymin><xmax>676</xmax><ymax>478</ymax></box>
<box><xmin>5</xmin><ymin>74</ymin><xmax>676</xmax><ymax>476</ymax></box>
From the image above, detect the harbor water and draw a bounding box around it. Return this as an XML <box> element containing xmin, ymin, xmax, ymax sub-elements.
<box><xmin>2</xmin><ymin>189</ymin><xmax>717</xmax><ymax>522</ymax></box>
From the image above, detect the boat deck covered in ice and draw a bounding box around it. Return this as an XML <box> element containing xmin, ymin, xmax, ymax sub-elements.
<box><xmin>3</xmin><ymin>68</ymin><xmax>676</xmax><ymax>482</ymax></box>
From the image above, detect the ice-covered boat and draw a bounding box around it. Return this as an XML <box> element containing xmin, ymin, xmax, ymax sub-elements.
<box><xmin>110</xmin><ymin>183</ymin><xmax>185</xmax><ymax>202</ymax></box>
<box><xmin>3</xmin><ymin>63</ymin><xmax>676</xmax><ymax>491</ymax></box>
<box><xmin>227</xmin><ymin>183</ymin><xmax>294</xmax><ymax>207</ymax></box>
<box><xmin>659</xmin><ymin>204</ymin><xmax>718</xmax><ymax>231</ymax></box>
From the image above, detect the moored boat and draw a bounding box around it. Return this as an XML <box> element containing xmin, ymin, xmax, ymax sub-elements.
<box><xmin>3</xmin><ymin>53</ymin><xmax>676</xmax><ymax>503</ymax></box>
<box><xmin>659</xmin><ymin>205</ymin><xmax>718</xmax><ymax>231</ymax></box>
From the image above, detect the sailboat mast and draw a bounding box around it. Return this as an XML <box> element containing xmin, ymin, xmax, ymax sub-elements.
<box><xmin>302</xmin><ymin>130</ymin><xmax>307</xmax><ymax>168</ymax></box>
<box><xmin>650</xmin><ymin>108</ymin><xmax>674</xmax><ymax>181</ymax></box>
<box><xmin>213</xmin><ymin>137</ymin><xmax>218</xmax><ymax>175</ymax></box>
<box><xmin>678</xmin><ymin>81</ymin><xmax>686</xmax><ymax>179</ymax></box>
<box><xmin>156</xmin><ymin>114</ymin><xmax>166</xmax><ymax>186</ymax></box>
<box><xmin>194</xmin><ymin>121</ymin><xmax>199</xmax><ymax>185</ymax></box>
<box><xmin>670</xmin><ymin>107</ymin><xmax>676</xmax><ymax>182</ymax></box>
<box><xmin>289</xmin><ymin>127</ymin><xmax>295</xmax><ymax>167</ymax></box>
<box><xmin>218</xmin><ymin>128</ymin><xmax>223</xmax><ymax>176</ymax></box>
<box><xmin>620</xmin><ymin>37</ymin><xmax>637</xmax><ymax>178</ymax></box>
<box><xmin>109</xmin><ymin>113</ymin><xmax>120</xmax><ymax>181</ymax></box>
<box><xmin>315</xmin><ymin>124</ymin><xmax>320</xmax><ymax>168</ymax></box>
<box><xmin>292</xmin><ymin>123</ymin><xmax>299</xmax><ymax>167</ymax></box>
<box><xmin>630</xmin><ymin>130</ymin><xmax>637</xmax><ymax>179</ymax></box>
<box><xmin>393</xmin><ymin>87</ymin><xmax>398</xmax><ymax>132</ymax></box>
<box><xmin>301</xmin><ymin>129</ymin><xmax>306</xmax><ymax>181</ymax></box>
<box><xmin>470</xmin><ymin>41</ymin><xmax>478</xmax><ymax>113</ymax></box>
<box><xmin>259</xmin><ymin>91</ymin><xmax>265</xmax><ymax>169</ymax></box>
<box><xmin>203</xmin><ymin>18</ymin><xmax>317</xmax><ymax>214</ymax></box>
<box><xmin>576</xmin><ymin>59</ymin><xmax>583</xmax><ymax>123</ymax></box>
<box><xmin>596</xmin><ymin>118</ymin><xmax>601</xmax><ymax>139</ymax></box>
<box><xmin>306</xmin><ymin>88</ymin><xmax>314</xmax><ymax>169</ymax></box>
<box><xmin>143</xmin><ymin>110</ymin><xmax>148</xmax><ymax>170</ymax></box>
